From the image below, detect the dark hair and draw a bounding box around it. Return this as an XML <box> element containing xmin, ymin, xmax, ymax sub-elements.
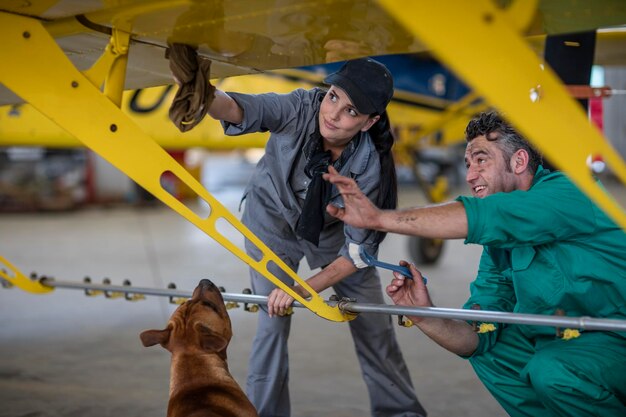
<box><xmin>369</xmin><ymin>110</ymin><xmax>398</xmax><ymax>243</ymax></box>
<box><xmin>465</xmin><ymin>111</ymin><xmax>542</xmax><ymax>173</ymax></box>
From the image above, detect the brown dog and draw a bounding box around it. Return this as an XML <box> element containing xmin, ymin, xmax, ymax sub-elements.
<box><xmin>140</xmin><ymin>278</ymin><xmax>258</xmax><ymax>417</ymax></box>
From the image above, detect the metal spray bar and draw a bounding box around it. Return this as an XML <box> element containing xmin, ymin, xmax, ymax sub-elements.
<box><xmin>337</xmin><ymin>301</ymin><xmax>626</xmax><ymax>332</ymax></box>
<box><xmin>31</xmin><ymin>277</ymin><xmax>626</xmax><ymax>332</ymax></box>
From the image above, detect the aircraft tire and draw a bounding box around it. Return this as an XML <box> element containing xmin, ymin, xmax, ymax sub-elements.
<box><xmin>408</xmin><ymin>236</ymin><xmax>444</xmax><ymax>265</ymax></box>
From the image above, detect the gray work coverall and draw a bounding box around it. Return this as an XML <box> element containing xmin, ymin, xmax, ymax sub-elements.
<box><xmin>222</xmin><ymin>88</ymin><xmax>425</xmax><ymax>417</ymax></box>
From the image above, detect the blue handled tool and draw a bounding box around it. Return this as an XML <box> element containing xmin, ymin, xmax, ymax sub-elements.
<box><xmin>349</xmin><ymin>243</ymin><xmax>427</xmax><ymax>284</ymax></box>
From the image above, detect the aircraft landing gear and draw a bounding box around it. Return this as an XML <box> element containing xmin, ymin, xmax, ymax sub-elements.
<box><xmin>408</xmin><ymin>236</ymin><xmax>445</xmax><ymax>265</ymax></box>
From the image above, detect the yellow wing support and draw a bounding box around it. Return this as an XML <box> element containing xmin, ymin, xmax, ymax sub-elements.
<box><xmin>0</xmin><ymin>256</ymin><xmax>53</xmax><ymax>294</ymax></box>
<box><xmin>0</xmin><ymin>12</ymin><xmax>351</xmax><ymax>323</ymax></box>
<box><xmin>378</xmin><ymin>0</ymin><xmax>626</xmax><ymax>231</ymax></box>
<box><xmin>83</xmin><ymin>25</ymin><xmax>131</xmax><ymax>107</ymax></box>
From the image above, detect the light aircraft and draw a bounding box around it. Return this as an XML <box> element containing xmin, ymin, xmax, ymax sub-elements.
<box><xmin>1</xmin><ymin>0</ymin><xmax>626</xmax><ymax>323</ymax></box>
<box><xmin>0</xmin><ymin>56</ymin><xmax>470</xmax><ymax>150</ymax></box>
<box><xmin>1</xmin><ymin>53</ymin><xmax>472</xmax><ymax>262</ymax></box>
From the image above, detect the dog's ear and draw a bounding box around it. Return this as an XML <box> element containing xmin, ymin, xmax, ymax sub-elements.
<box><xmin>196</xmin><ymin>323</ymin><xmax>229</xmax><ymax>353</ymax></box>
<box><xmin>140</xmin><ymin>328</ymin><xmax>171</xmax><ymax>347</ymax></box>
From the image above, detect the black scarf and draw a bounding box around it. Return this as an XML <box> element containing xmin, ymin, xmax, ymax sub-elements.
<box><xmin>296</xmin><ymin>133</ymin><xmax>360</xmax><ymax>246</ymax></box>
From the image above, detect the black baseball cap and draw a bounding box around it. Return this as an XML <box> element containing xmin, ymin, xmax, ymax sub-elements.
<box><xmin>323</xmin><ymin>57</ymin><xmax>394</xmax><ymax>115</ymax></box>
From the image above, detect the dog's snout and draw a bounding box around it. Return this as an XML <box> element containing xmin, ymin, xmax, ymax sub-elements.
<box><xmin>199</xmin><ymin>279</ymin><xmax>216</xmax><ymax>288</ymax></box>
<box><xmin>193</xmin><ymin>279</ymin><xmax>225</xmax><ymax>305</ymax></box>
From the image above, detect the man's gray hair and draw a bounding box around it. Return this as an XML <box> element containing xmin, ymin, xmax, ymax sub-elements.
<box><xmin>465</xmin><ymin>111</ymin><xmax>543</xmax><ymax>173</ymax></box>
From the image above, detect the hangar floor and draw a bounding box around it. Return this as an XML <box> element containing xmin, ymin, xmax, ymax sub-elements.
<box><xmin>1</xmin><ymin>157</ymin><xmax>512</xmax><ymax>417</ymax></box>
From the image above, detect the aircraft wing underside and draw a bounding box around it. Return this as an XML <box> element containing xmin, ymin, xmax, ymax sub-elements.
<box><xmin>1</xmin><ymin>0</ymin><xmax>625</xmax><ymax>107</ymax></box>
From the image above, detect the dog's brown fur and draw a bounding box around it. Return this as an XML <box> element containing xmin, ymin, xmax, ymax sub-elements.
<box><xmin>140</xmin><ymin>279</ymin><xmax>258</xmax><ymax>417</ymax></box>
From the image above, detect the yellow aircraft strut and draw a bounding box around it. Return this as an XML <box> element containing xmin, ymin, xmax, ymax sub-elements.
<box><xmin>0</xmin><ymin>12</ymin><xmax>352</xmax><ymax>323</ymax></box>
<box><xmin>83</xmin><ymin>23</ymin><xmax>132</xmax><ymax>107</ymax></box>
<box><xmin>0</xmin><ymin>256</ymin><xmax>53</xmax><ymax>294</ymax></box>
<box><xmin>378</xmin><ymin>0</ymin><xmax>626</xmax><ymax>231</ymax></box>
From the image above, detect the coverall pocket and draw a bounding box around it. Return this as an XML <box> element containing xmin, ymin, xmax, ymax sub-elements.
<box><xmin>511</xmin><ymin>247</ymin><xmax>535</xmax><ymax>270</ymax></box>
<box><xmin>511</xmin><ymin>246</ymin><xmax>564</xmax><ymax>307</ymax></box>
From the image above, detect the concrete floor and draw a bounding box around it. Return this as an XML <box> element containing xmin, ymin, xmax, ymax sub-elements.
<box><xmin>0</xmin><ymin>164</ymin><xmax>511</xmax><ymax>417</ymax></box>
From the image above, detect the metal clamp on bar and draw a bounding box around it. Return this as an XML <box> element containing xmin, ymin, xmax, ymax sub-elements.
<box><xmin>83</xmin><ymin>277</ymin><xmax>103</xmax><ymax>297</ymax></box>
<box><xmin>554</xmin><ymin>308</ymin><xmax>581</xmax><ymax>340</ymax></box>
<box><xmin>469</xmin><ymin>304</ymin><xmax>497</xmax><ymax>333</ymax></box>
<box><xmin>333</xmin><ymin>295</ymin><xmax>360</xmax><ymax>321</ymax></box>
<box><xmin>397</xmin><ymin>315</ymin><xmax>413</xmax><ymax>327</ymax></box>
<box><xmin>242</xmin><ymin>288</ymin><xmax>259</xmax><ymax>312</ymax></box>
<box><xmin>167</xmin><ymin>283</ymin><xmax>188</xmax><ymax>305</ymax></box>
<box><xmin>123</xmin><ymin>279</ymin><xmax>146</xmax><ymax>301</ymax></box>
<box><xmin>219</xmin><ymin>286</ymin><xmax>240</xmax><ymax>309</ymax></box>
<box><xmin>102</xmin><ymin>278</ymin><xmax>124</xmax><ymax>299</ymax></box>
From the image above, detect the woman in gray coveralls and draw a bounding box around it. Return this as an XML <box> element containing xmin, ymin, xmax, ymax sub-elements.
<box><xmin>206</xmin><ymin>57</ymin><xmax>426</xmax><ymax>417</ymax></box>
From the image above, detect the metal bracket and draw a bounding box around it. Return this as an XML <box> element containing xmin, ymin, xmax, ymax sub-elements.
<box><xmin>0</xmin><ymin>256</ymin><xmax>53</xmax><ymax>294</ymax></box>
<box><xmin>242</xmin><ymin>288</ymin><xmax>259</xmax><ymax>312</ymax></box>
<box><xmin>123</xmin><ymin>279</ymin><xmax>146</xmax><ymax>301</ymax></box>
<box><xmin>397</xmin><ymin>315</ymin><xmax>413</xmax><ymax>327</ymax></box>
<box><xmin>168</xmin><ymin>283</ymin><xmax>188</xmax><ymax>305</ymax></box>
<box><xmin>332</xmin><ymin>295</ymin><xmax>360</xmax><ymax>321</ymax></box>
<box><xmin>219</xmin><ymin>287</ymin><xmax>241</xmax><ymax>309</ymax></box>
<box><xmin>83</xmin><ymin>26</ymin><xmax>131</xmax><ymax>107</ymax></box>
<box><xmin>83</xmin><ymin>277</ymin><xmax>104</xmax><ymax>297</ymax></box>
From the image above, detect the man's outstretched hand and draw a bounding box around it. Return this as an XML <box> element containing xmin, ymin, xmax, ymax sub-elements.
<box><xmin>324</xmin><ymin>166</ymin><xmax>383</xmax><ymax>230</ymax></box>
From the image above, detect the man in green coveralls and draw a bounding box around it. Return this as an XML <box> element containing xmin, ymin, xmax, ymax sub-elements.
<box><xmin>325</xmin><ymin>111</ymin><xmax>626</xmax><ymax>417</ymax></box>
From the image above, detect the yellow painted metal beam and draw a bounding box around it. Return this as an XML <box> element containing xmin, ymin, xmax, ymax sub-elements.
<box><xmin>82</xmin><ymin>23</ymin><xmax>132</xmax><ymax>107</ymax></box>
<box><xmin>104</xmin><ymin>26</ymin><xmax>131</xmax><ymax>107</ymax></box>
<box><xmin>0</xmin><ymin>256</ymin><xmax>53</xmax><ymax>294</ymax></box>
<box><xmin>0</xmin><ymin>11</ymin><xmax>351</xmax><ymax>322</ymax></box>
<box><xmin>378</xmin><ymin>0</ymin><xmax>626</xmax><ymax>231</ymax></box>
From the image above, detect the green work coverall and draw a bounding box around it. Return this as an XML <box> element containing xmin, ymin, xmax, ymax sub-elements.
<box><xmin>456</xmin><ymin>166</ymin><xmax>626</xmax><ymax>417</ymax></box>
